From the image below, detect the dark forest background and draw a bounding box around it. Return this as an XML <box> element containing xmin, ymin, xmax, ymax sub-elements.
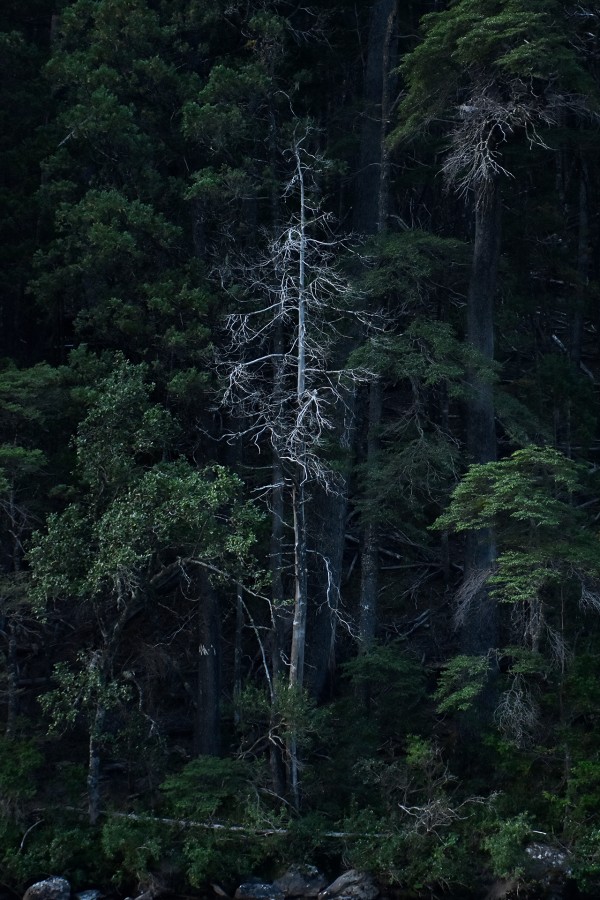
<box><xmin>2</xmin><ymin>0</ymin><xmax>600</xmax><ymax>895</ymax></box>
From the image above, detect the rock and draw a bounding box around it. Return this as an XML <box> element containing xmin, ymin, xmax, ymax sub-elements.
<box><xmin>23</xmin><ymin>878</ymin><xmax>71</xmax><ymax>900</ymax></box>
<box><xmin>235</xmin><ymin>884</ymin><xmax>284</xmax><ymax>900</ymax></box>
<box><xmin>75</xmin><ymin>892</ymin><xmax>102</xmax><ymax>900</ymax></box>
<box><xmin>524</xmin><ymin>842</ymin><xmax>571</xmax><ymax>878</ymax></box>
<box><xmin>318</xmin><ymin>871</ymin><xmax>379</xmax><ymax>900</ymax></box>
<box><xmin>522</xmin><ymin>843</ymin><xmax>574</xmax><ymax>899</ymax></box>
<box><xmin>274</xmin><ymin>865</ymin><xmax>327</xmax><ymax>898</ymax></box>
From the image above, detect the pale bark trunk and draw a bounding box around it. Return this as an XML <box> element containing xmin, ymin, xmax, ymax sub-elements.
<box><xmin>269</xmin><ymin>313</ymin><xmax>288</xmax><ymax>797</ymax></box>
<box><xmin>290</xmin><ymin>482</ymin><xmax>308</xmax><ymax>690</ymax></box>
<box><xmin>288</xmin><ymin>144</ymin><xmax>309</xmax><ymax>809</ymax></box>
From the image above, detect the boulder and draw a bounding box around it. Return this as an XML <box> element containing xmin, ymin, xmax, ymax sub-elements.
<box><xmin>318</xmin><ymin>871</ymin><xmax>379</xmax><ymax>900</ymax></box>
<box><xmin>23</xmin><ymin>878</ymin><xmax>71</xmax><ymax>900</ymax></box>
<box><xmin>524</xmin><ymin>842</ymin><xmax>571</xmax><ymax>879</ymax></box>
<box><xmin>235</xmin><ymin>884</ymin><xmax>284</xmax><ymax>900</ymax></box>
<box><xmin>75</xmin><ymin>892</ymin><xmax>102</xmax><ymax>900</ymax></box>
<box><xmin>274</xmin><ymin>865</ymin><xmax>327</xmax><ymax>898</ymax></box>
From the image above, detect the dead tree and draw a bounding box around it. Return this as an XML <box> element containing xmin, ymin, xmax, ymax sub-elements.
<box><xmin>219</xmin><ymin>132</ymin><xmax>374</xmax><ymax>807</ymax></box>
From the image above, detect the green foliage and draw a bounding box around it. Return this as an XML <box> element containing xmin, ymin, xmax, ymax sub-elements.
<box><xmin>342</xmin><ymin>643</ymin><xmax>426</xmax><ymax>734</ymax></box>
<box><xmin>2</xmin><ymin>0</ymin><xmax>600</xmax><ymax>894</ymax></box>
<box><xmin>434</xmin><ymin>446</ymin><xmax>600</xmax><ymax>606</ymax></box>
<box><xmin>393</xmin><ymin>0</ymin><xmax>593</xmax><ymax>145</ymax></box>
<box><xmin>30</xmin><ymin>356</ymin><xmax>263</xmax><ymax>613</ymax></box>
<box><xmin>483</xmin><ymin>813</ymin><xmax>532</xmax><ymax>878</ymax></box>
<box><xmin>355</xmin><ymin>230</ymin><xmax>469</xmax><ymax>310</ymax></box>
<box><xmin>435</xmin><ymin>654</ymin><xmax>490</xmax><ymax>714</ymax></box>
<box><xmin>161</xmin><ymin>756</ymin><xmax>252</xmax><ymax>822</ymax></box>
<box><xmin>101</xmin><ymin>816</ymin><xmax>167</xmax><ymax>888</ymax></box>
<box><xmin>0</xmin><ymin>736</ymin><xmax>42</xmax><ymax>817</ymax></box>
<box><xmin>236</xmin><ymin>678</ymin><xmax>327</xmax><ymax>782</ymax></box>
<box><xmin>571</xmin><ymin>828</ymin><xmax>600</xmax><ymax>890</ymax></box>
<box><xmin>435</xmin><ymin>446</ymin><xmax>584</xmax><ymax>533</ymax></box>
<box><xmin>39</xmin><ymin>653</ymin><xmax>132</xmax><ymax>733</ymax></box>
<box><xmin>0</xmin><ymin>816</ymin><xmax>106</xmax><ymax>887</ymax></box>
<box><xmin>181</xmin><ymin>830</ymin><xmax>279</xmax><ymax>889</ymax></box>
<box><xmin>161</xmin><ymin>758</ymin><xmax>283</xmax><ymax>886</ymax></box>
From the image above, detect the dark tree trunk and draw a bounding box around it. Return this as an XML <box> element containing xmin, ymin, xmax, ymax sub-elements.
<box><xmin>354</xmin><ymin>0</ymin><xmax>398</xmax><ymax>234</ymax></box>
<box><xmin>359</xmin><ymin>379</ymin><xmax>382</xmax><ymax>651</ymax></box>
<box><xmin>6</xmin><ymin>624</ymin><xmax>18</xmax><ymax>739</ymax></box>
<box><xmin>305</xmin><ymin>481</ymin><xmax>349</xmax><ymax>700</ymax></box>
<box><xmin>353</xmin><ymin>0</ymin><xmax>397</xmax><ymax>672</ymax></box>
<box><xmin>570</xmin><ymin>161</ymin><xmax>589</xmax><ymax>372</ymax></box>
<box><xmin>466</xmin><ymin>183</ymin><xmax>500</xmax><ymax>468</ymax></box>
<box><xmin>462</xmin><ymin>180</ymin><xmax>502</xmax><ymax>658</ymax></box>
<box><xmin>88</xmin><ymin>703</ymin><xmax>105</xmax><ymax>826</ymax></box>
<box><xmin>194</xmin><ymin>573</ymin><xmax>221</xmax><ymax>756</ymax></box>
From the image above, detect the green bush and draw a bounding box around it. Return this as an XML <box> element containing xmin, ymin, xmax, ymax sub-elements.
<box><xmin>483</xmin><ymin>813</ymin><xmax>532</xmax><ymax>878</ymax></box>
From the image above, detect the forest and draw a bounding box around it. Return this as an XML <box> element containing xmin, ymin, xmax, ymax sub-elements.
<box><xmin>1</xmin><ymin>0</ymin><xmax>600</xmax><ymax>897</ymax></box>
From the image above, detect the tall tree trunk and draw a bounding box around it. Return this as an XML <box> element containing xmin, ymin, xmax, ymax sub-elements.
<box><xmin>289</xmin><ymin>482</ymin><xmax>308</xmax><ymax>691</ymax></box>
<box><xmin>269</xmin><ymin>450</ymin><xmax>288</xmax><ymax>799</ymax></box>
<box><xmin>194</xmin><ymin>573</ymin><xmax>221</xmax><ymax>756</ymax></box>
<box><xmin>359</xmin><ymin>379</ymin><xmax>383</xmax><ymax>653</ymax></box>
<box><xmin>462</xmin><ymin>180</ymin><xmax>501</xmax><ymax>658</ymax></box>
<box><xmin>233</xmin><ymin>582</ymin><xmax>243</xmax><ymax>727</ymax></box>
<box><xmin>5</xmin><ymin>487</ymin><xmax>22</xmax><ymax>738</ymax></box>
<box><xmin>570</xmin><ymin>160</ymin><xmax>589</xmax><ymax>372</ymax></box>
<box><xmin>5</xmin><ymin>624</ymin><xmax>18</xmax><ymax>739</ymax></box>
<box><xmin>288</xmin><ymin>479</ymin><xmax>307</xmax><ymax>809</ymax></box>
<box><xmin>88</xmin><ymin>702</ymin><xmax>105</xmax><ymax>826</ymax></box>
<box><xmin>354</xmin><ymin>1</ymin><xmax>397</xmax><ymax>669</ymax></box>
<box><xmin>354</xmin><ymin>0</ymin><xmax>398</xmax><ymax>233</ymax></box>
<box><xmin>305</xmin><ymin>473</ymin><xmax>350</xmax><ymax>701</ymax></box>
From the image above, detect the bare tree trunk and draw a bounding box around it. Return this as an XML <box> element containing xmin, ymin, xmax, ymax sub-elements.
<box><xmin>288</xmin><ymin>479</ymin><xmax>308</xmax><ymax>809</ymax></box>
<box><xmin>269</xmin><ymin>451</ymin><xmax>288</xmax><ymax>799</ymax></box>
<box><xmin>290</xmin><ymin>483</ymin><xmax>308</xmax><ymax>690</ymax></box>
<box><xmin>287</xmin><ymin>144</ymin><xmax>311</xmax><ymax>809</ymax></box>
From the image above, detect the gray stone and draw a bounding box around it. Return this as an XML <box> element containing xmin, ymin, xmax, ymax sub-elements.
<box><xmin>318</xmin><ymin>871</ymin><xmax>379</xmax><ymax>900</ymax></box>
<box><xmin>524</xmin><ymin>842</ymin><xmax>571</xmax><ymax>877</ymax></box>
<box><xmin>274</xmin><ymin>865</ymin><xmax>327</xmax><ymax>898</ymax></box>
<box><xmin>75</xmin><ymin>892</ymin><xmax>102</xmax><ymax>900</ymax></box>
<box><xmin>23</xmin><ymin>878</ymin><xmax>71</xmax><ymax>900</ymax></box>
<box><xmin>235</xmin><ymin>884</ymin><xmax>284</xmax><ymax>900</ymax></box>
